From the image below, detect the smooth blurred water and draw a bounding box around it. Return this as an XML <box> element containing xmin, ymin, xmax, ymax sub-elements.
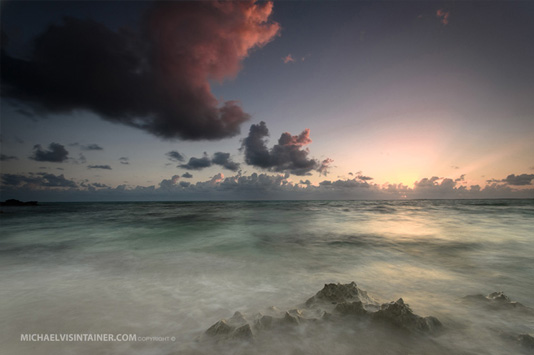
<box><xmin>1</xmin><ymin>200</ymin><xmax>533</xmax><ymax>354</ymax></box>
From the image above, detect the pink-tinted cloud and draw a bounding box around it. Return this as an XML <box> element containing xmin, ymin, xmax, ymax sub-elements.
<box><xmin>2</xmin><ymin>1</ymin><xmax>280</xmax><ymax>140</ymax></box>
<box><xmin>241</xmin><ymin>121</ymin><xmax>329</xmax><ymax>176</ymax></box>
<box><xmin>282</xmin><ymin>54</ymin><xmax>295</xmax><ymax>64</ymax></box>
<box><xmin>278</xmin><ymin>129</ymin><xmax>312</xmax><ymax>147</ymax></box>
<box><xmin>436</xmin><ymin>9</ymin><xmax>450</xmax><ymax>25</ymax></box>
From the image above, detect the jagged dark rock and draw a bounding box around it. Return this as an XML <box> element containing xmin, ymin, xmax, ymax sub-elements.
<box><xmin>232</xmin><ymin>324</ymin><xmax>253</xmax><ymax>340</ymax></box>
<box><xmin>204</xmin><ymin>282</ymin><xmax>443</xmax><ymax>343</ymax></box>
<box><xmin>254</xmin><ymin>315</ymin><xmax>273</xmax><ymax>330</ymax></box>
<box><xmin>372</xmin><ymin>298</ymin><xmax>442</xmax><ymax>333</ymax></box>
<box><xmin>205</xmin><ymin>320</ymin><xmax>234</xmax><ymax>338</ymax></box>
<box><xmin>0</xmin><ymin>199</ymin><xmax>38</xmax><ymax>206</ymax></box>
<box><xmin>305</xmin><ymin>282</ymin><xmax>373</xmax><ymax>307</ymax></box>
<box><xmin>282</xmin><ymin>311</ymin><xmax>300</xmax><ymax>325</ymax></box>
<box><xmin>334</xmin><ymin>301</ymin><xmax>367</xmax><ymax>316</ymax></box>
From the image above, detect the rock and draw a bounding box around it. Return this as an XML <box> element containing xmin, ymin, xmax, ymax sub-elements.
<box><xmin>205</xmin><ymin>320</ymin><xmax>234</xmax><ymax>338</ymax></box>
<box><xmin>463</xmin><ymin>292</ymin><xmax>529</xmax><ymax>311</ymax></box>
<box><xmin>372</xmin><ymin>298</ymin><xmax>442</xmax><ymax>333</ymax></box>
<box><xmin>305</xmin><ymin>282</ymin><xmax>373</xmax><ymax>307</ymax></box>
<box><xmin>281</xmin><ymin>311</ymin><xmax>300</xmax><ymax>325</ymax></box>
<box><xmin>232</xmin><ymin>324</ymin><xmax>253</xmax><ymax>340</ymax></box>
<box><xmin>518</xmin><ymin>334</ymin><xmax>534</xmax><ymax>350</ymax></box>
<box><xmin>334</xmin><ymin>301</ymin><xmax>368</xmax><ymax>316</ymax></box>
<box><xmin>229</xmin><ymin>311</ymin><xmax>247</xmax><ymax>326</ymax></box>
<box><xmin>203</xmin><ymin>282</ymin><xmax>443</xmax><ymax>343</ymax></box>
<box><xmin>254</xmin><ymin>315</ymin><xmax>274</xmax><ymax>330</ymax></box>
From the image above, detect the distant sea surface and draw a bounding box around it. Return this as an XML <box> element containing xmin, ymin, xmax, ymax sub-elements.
<box><xmin>1</xmin><ymin>200</ymin><xmax>533</xmax><ymax>354</ymax></box>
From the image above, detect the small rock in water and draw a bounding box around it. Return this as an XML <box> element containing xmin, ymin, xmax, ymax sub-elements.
<box><xmin>463</xmin><ymin>291</ymin><xmax>530</xmax><ymax>312</ymax></box>
<box><xmin>232</xmin><ymin>324</ymin><xmax>253</xmax><ymax>340</ymax></box>
<box><xmin>205</xmin><ymin>320</ymin><xmax>234</xmax><ymax>338</ymax></box>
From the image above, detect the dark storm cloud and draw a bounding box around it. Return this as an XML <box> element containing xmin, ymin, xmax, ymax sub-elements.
<box><xmin>178</xmin><ymin>152</ymin><xmax>240</xmax><ymax>172</ymax></box>
<box><xmin>0</xmin><ymin>154</ymin><xmax>18</xmax><ymax>161</ymax></box>
<box><xmin>1</xmin><ymin>2</ymin><xmax>279</xmax><ymax>140</ymax></box>
<box><xmin>241</xmin><ymin>121</ymin><xmax>331</xmax><ymax>176</ymax></box>
<box><xmin>1</xmin><ymin>172</ymin><xmax>77</xmax><ymax>188</ymax></box>
<box><xmin>30</xmin><ymin>143</ymin><xmax>69</xmax><ymax>162</ymax></box>
<box><xmin>166</xmin><ymin>151</ymin><xmax>185</xmax><ymax>162</ymax></box>
<box><xmin>119</xmin><ymin>157</ymin><xmax>129</xmax><ymax>165</ymax></box>
<box><xmin>502</xmin><ymin>174</ymin><xmax>534</xmax><ymax>186</ymax></box>
<box><xmin>182</xmin><ymin>172</ymin><xmax>193</xmax><ymax>179</ymax></box>
<box><xmin>87</xmin><ymin>165</ymin><xmax>112</xmax><ymax>170</ymax></box>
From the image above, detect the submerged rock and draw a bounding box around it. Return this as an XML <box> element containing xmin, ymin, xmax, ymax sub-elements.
<box><xmin>463</xmin><ymin>291</ymin><xmax>531</xmax><ymax>312</ymax></box>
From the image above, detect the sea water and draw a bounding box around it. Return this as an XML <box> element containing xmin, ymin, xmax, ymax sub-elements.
<box><xmin>1</xmin><ymin>200</ymin><xmax>533</xmax><ymax>354</ymax></box>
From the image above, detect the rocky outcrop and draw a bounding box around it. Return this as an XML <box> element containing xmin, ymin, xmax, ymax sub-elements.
<box><xmin>372</xmin><ymin>298</ymin><xmax>442</xmax><ymax>332</ymax></box>
<box><xmin>203</xmin><ymin>282</ymin><xmax>442</xmax><ymax>342</ymax></box>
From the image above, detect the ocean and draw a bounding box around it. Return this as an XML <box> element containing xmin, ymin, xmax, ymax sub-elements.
<box><xmin>1</xmin><ymin>200</ymin><xmax>533</xmax><ymax>354</ymax></box>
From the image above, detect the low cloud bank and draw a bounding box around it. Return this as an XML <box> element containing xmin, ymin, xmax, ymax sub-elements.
<box><xmin>1</xmin><ymin>172</ymin><xmax>532</xmax><ymax>202</ymax></box>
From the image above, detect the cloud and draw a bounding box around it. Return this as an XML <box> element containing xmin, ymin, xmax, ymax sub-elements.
<box><xmin>356</xmin><ymin>175</ymin><xmax>373</xmax><ymax>181</ymax></box>
<box><xmin>241</xmin><ymin>121</ymin><xmax>331</xmax><ymax>175</ymax></box>
<box><xmin>159</xmin><ymin>175</ymin><xmax>180</xmax><ymax>190</ymax></box>
<box><xmin>182</xmin><ymin>172</ymin><xmax>193</xmax><ymax>179</ymax></box>
<box><xmin>0</xmin><ymin>154</ymin><xmax>18</xmax><ymax>161</ymax></box>
<box><xmin>211</xmin><ymin>152</ymin><xmax>240</xmax><ymax>172</ymax></box>
<box><xmin>166</xmin><ymin>151</ymin><xmax>185</xmax><ymax>162</ymax></box>
<box><xmin>119</xmin><ymin>157</ymin><xmax>129</xmax><ymax>165</ymax></box>
<box><xmin>436</xmin><ymin>9</ymin><xmax>450</xmax><ymax>25</ymax></box>
<box><xmin>1</xmin><ymin>2</ymin><xmax>280</xmax><ymax>140</ymax></box>
<box><xmin>179</xmin><ymin>154</ymin><xmax>212</xmax><ymax>170</ymax></box>
<box><xmin>30</xmin><ymin>143</ymin><xmax>69</xmax><ymax>162</ymax></box>
<box><xmin>87</xmin><ymin>165</ymin><xmax>112</xmax><ymax>170</ymax></box>
<box><xmin>318</xmin><ymin>158</ymin><xmax>334</xmax><ymax>176</ymax></box>
<box><xmin>3</xmin><ymin>172</ymin><xmax>534</xmax><ymax>201</ymax></box>
<box><xmin>502</xmin><ymin>173</ymin><xmax>534</xmax><ymax>186</ymax></box>
<box><xmin>1</xmin><ymin>172</ymin><xmax>77</xmax><ymax>188</ymax></box>
<box><xmin>178</xmin><ymin>152</ymin><xmax>240</xmax><ymax>171</ymax></box>
<box><xmin>282</xmin><ymin>54</ymin><xmax>295</xmax><ymax>64</ymax></box>
<box><xmin>81</xmin><ymin>144</ymin><xmax>103</xmax><ymax>151</ymax></box>
<box><xmin>77</xmin><ymin>153</ymin><xmax>87</xmax><ymax>164</ymax></box>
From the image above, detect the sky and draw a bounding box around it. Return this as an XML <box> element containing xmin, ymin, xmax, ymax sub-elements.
<box><xmin>1</xmin><ymin>0</ymin><xmax>533</xmax><ymax>201</ymax></box>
